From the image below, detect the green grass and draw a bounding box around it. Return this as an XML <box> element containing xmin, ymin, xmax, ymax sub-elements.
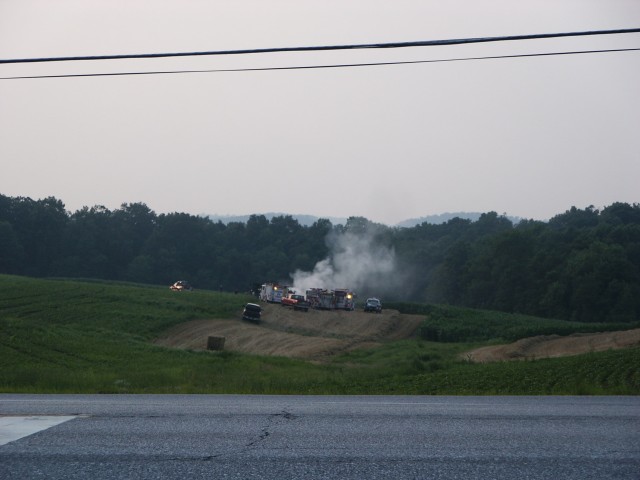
<box><xmin>386</xmin><ymin>302</ymin><xmax>640</xmax><ymax>343</ymax></box>
<box><xmin>1</xmin><ymin>274</ymin><xmax>638</xmax><ymax>394</ymax></box>
<box><xmin>349</xmin><ymin>347</ymin><xmax>640</xmax><ymax>395</ymax></box>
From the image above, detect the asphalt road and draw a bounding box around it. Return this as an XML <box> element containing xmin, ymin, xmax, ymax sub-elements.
<box><xmin>1</xmin><ymin>395</ymin><xmax>638</xmax><ymax>479</ymax></box>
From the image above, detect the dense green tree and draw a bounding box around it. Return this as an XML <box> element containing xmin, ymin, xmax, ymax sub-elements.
<box><xmin>5</xmin><ymin>196</ymin><xmax>69</xmax><ymax>276</ymax></box>
<box><xmin>58</xmin><ymin>205</ymin><xmax>116</xmax><ymax>278</ymax></box>
<box><xmin>0</xmin><ymin>193</ymin><xmax>638</xmax><ymax>323</ymax></box>
<box><xmin>600</xmin><ymin>202</ymin><xmax>640</xmax><ymax>225</ymax></box>
<box><xmin>0</xmin><ymin>221</ymin><xmax>25</xmax><ymax>273</ymax></box>
<box><xmin>111</xmin><ymin>203</ymin><xmax>157</xmax><ymax>267</ymax></box>
<box><xmin>142</xmin><ymin>213</ymin><xmax>212</xmax><ymax>285</ymax></box>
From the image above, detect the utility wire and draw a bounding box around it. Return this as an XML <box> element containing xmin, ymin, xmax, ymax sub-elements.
<box><xmin>1</xmin><ymin>47</ymin><xmax>639</xmax><ymax>80</ymax></box>
<box><xmin>1</xmin><ymin>27</ymin><xmax>639</xmax><ymax>65</ymax></box>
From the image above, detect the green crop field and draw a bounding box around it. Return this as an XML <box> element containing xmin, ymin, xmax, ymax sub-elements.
<box><xmin>386</xmin><ymin>301</ymin><xmax>638</xmax><ymax>343</ymax></box>
<box><xmin>1</xmin><ymin>275</ymin><xmax>638</xmax><ymax>394</ymax></box>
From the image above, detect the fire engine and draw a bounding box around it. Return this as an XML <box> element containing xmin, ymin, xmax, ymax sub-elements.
<box><xmin>333</xmin><ymin>289</ymin><xmax>356</xmax><ymax>310</ymax></box>
<box><xmin>305</xmin><ymin>288</ymin><xmax>323</xmax><ymax>309</ymax></box>
<box><xmin>260</xmin><ymin>283</ymin><xmax>289</xmax><ymax>303</ymax></box>
<box><xmin>304</xmin><ymin>287</ymin><xmax>356</xmax><ymax>310</ymax></box>
<box><xmin>317</xmin><ymin>290</ymin><xmax>335</xmax><ymax>310</ymax></box>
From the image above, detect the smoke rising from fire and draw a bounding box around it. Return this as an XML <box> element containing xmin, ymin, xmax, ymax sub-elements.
<box><xmin>291</xmin><ymin>228</ymin><xmax>403</xmax><ymax>298</ymax></box>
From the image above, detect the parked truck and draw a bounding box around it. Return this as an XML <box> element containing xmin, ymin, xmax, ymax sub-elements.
<box><xmin>317</xmin><ymin>290</ymin><xmax>335</xmax><ymax>310</ymax></box>
<box><xmin>260</xmin><ymin>283</ymin><xmax>289</xmax><ymax>303</ymax></box>
<box><xmin>295</xmin><ymin>286</ymin><xmax>360</xmax><ymax>311</ymax></box>
<box><xmin>242</xmin><ymin>303</ymin><xmax>262</xmax><ymax>323</ymax></box>
<box><xmin>333</xmin><ymin>289</ymin><xmax>356</xmax><ymax>310</ymax></box>
<box><xmin>281</xmin><ymin>293</ymin><xmax>310</xmax><ymax>312</ymax></box>
<box><xmin>305</xmin><ymin>288</ymin><xmax>323</xmax><ymax>309</ymax></box>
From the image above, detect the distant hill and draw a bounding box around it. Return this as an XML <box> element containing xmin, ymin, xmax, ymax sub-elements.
<box><xmin>394</xmin><ymin>212</ymin><xmax>524</xmax><ymax>227</ymax></box>
<box><xmin>204</xmin><ymin>212</ymin><xmax>348</xmax><ymax>227</ymax></box>
<box><xmin>205</xmin><ymin>212</ymin><xmax>520</xmax><ymax>227</ymax></box>
<box><xmin>395</xmin><ymin>212</ymin><xmax>484</xmax><ymax>227</ymax></box>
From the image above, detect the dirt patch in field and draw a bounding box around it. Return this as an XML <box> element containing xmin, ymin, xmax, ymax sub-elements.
<box><xmin>153</xmin><ymin>303</ymin><xmax>424</xmax><ymax>361</ymax></box>
<box><xmin>463</xmin><ymin>328</ymin><xmax>640</xmax><ymax>363</ymax></box>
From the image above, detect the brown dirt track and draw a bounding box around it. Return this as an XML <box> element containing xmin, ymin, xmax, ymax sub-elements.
<box><xmin>153</xmin><ymin>303</ymin><xmax>425</xmax><ymax>361</ymax></box>
<box><xmin>464</xmin><ymin>328</ymin><xmax>640</xmax><ymax>363</ymax></box>
<box><xmin>154</xmin><ymin>303</ymin><xmax>640</xmax><ymax>363</ymax></box>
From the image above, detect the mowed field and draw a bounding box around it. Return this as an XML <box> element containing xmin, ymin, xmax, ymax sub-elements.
<box><xmin>154</xmin><ymin>305</ymin><xmax>425</xmax><ymax>361</ymax></box>
<box><xmin>154</xmin><ymin>303</ymin><xmax>640</xmax><ymax>363</ymax></box>
<box><xmin>466</xmin><ymin>328</ymin><xmax>640</xmax><ymax>362</ymax></box>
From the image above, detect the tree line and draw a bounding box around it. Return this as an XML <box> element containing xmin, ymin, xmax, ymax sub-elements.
<box><xmin>1</xmin><ymin>194</ymin><xmax>638</xmax><ymax>323</ymax></box>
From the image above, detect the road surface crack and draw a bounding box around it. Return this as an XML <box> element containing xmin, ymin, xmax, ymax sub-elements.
<box><xmin>245</xmin><ymin>410</ymin><xmax>297</xmax><ymax>447</ymax></box>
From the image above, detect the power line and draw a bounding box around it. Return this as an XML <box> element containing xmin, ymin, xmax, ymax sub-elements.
<box><xmin>1</xmin><ymin>27</ymin><xmax>639</xmax><ymax>65</ymax></box>
<box><xmin>1</xmin><ymin>47</ymin><xmax>639</xmax><ymax>80</ymax></box>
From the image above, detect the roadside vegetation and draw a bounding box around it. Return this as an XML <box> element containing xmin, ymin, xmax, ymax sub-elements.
<box><xmin>1</xmin><ymin>275</ymin><xmax>638</xmax><ymax>395</ymax></box>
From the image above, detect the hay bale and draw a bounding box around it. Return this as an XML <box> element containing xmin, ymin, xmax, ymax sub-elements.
<box><xmin>207</xmin><ymin>336</ymin><xmax>226</xmax><ymax>351</ymax></box>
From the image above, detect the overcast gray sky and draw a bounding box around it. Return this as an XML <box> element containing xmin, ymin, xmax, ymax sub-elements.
<box><xmin>1</xmin><ymin>1</ymin><xmax>639</xmax><ymax>225</ymax></box>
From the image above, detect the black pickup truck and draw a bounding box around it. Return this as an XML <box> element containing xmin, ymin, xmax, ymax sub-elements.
<box><xmin>242</xmin><ymin>303</ymin><xmax>262</xmax><ymax>323</ymax></box>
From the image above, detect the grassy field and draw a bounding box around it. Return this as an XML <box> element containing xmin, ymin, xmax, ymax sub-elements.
<box><xmin>385</xmin><ymin>301</ymin><xmax>639</xmax><ymax>343</ymax></box>
<box><xmin>1</xmin><ymin>274</ymin><xmax>638</xmax><ymax>394</ymax></box>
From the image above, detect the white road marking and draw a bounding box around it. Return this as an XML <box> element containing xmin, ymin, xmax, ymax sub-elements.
<box><xmin>0</xmin><ymin>416</ymin><xmax>77</xmax><ymax>446</ymax></box>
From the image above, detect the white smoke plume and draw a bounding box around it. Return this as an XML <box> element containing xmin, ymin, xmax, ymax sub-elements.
<box><xmin>291</xmin><ymin>228</ymin><xmax>399</xmax><ymax>297</ymax></box>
